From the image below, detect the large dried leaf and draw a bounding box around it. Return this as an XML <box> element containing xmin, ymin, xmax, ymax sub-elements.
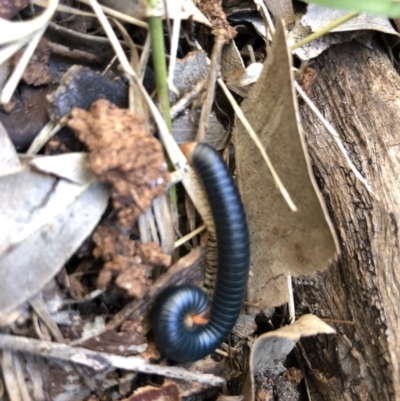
<box><xmin>30</xmin><ymin>153</ymin><xmax>93</xmax><ymax>184</ymax></box>
<box><xmin>303</xmin><ymin>0</ymin><xmax>400</xmax><ymax>18</ymax></box>
<box><xmin>0</xmin><ymin>121</ymin><xmax>20</xmax><ymax>173</ymax></box>
<box><xmin>242</xmin><ymin>315</ymin><xmax>335</xmax><ymax>401</ymax></box>
<box><xmin>0</xmin><ymin>155</ymin><xmax>109</xmax><ymax>314</ymax></box>
<box><xmin>263</xmin><ymin>0</ymin><xmax>294</xmax><ymax>24</ymax></box>
<box><xmin>233</xmin><ymin>20</ymin><xmax>339</xmax><ymax>310</ymax></box>
<box><xmin>0</xmin><ymin>170</ymin><xmax>94</xmax><ymax>254</ymax></box>
<box><xmin>288</xmin><ymin>5</ymin><xmax>400</xmax><ymax>61</ymax></box>
<box><xmin>222</xmin><ymin>41</ymin><xmax>263</xmax><ymax>97</ymax></box>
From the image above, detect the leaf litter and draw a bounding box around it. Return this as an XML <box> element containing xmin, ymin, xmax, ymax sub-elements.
<box><xmin>0</xmin><ymin>0</ymin><xmax>377</xmax><ymax>400</ymax></box>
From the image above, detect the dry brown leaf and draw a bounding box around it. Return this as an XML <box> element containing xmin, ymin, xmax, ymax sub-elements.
<box><xmin>123</xmin><ymin>382</ymin><xmax>180</xmax><ymax>401</ymax></box>
<box><xmin>222</xmin><ymin>41</ymin><xmax>263</xmax><ymax>97</ymax></box>
<box><xmin>263</xmin><ymin>0</ymin><xmax>294</xmax><ymax>25</ymax></box>
<box><xmin>172</xmin><ymin>110</ymin><xmax>227</xmax><ymax>150</ymax></box>
<box><xmin>243</xmin><ymin>315</ymin><xmax>335</xmax><ymax>401</ymax></box>
<box><xmin>233</xmin><ymin>19</ymin><xmax>339</xmax><ymax>310</ymax></box>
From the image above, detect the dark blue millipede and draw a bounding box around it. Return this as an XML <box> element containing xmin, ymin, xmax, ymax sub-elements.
<box><xmin>151</xmin><ymin>142</ymin><xmax>250</xmax><ymax>363</ymax></box>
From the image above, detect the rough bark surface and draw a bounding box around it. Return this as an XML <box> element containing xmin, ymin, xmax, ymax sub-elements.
<box><xmin>295</xmin><ymin>40</ymin><xmax>400</xmax><ymax>401</ymax></box>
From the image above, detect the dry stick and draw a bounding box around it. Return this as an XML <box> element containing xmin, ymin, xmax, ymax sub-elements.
<box><xmin>1</xmin><ymin>351</ymin><xmax>22</xmax><ymax>401</ymax></box>
<box><xmin>139</xmin><ymin>34</ymin><xmax>151</xmax><ymax>81</ymax></box>
<box><xmin>30</xmin><ymin>295</ymin><xmax>64</xmax><ymax>343</ymax></box>
<box><xmin>170</xmin><ymin>78</ymin><xmax>207</xmax><ymax>119</ymax></box>
<box><xmin>0</xmin><ymin>37</ymin><xmax>30</xmax><ymax>65</ymax></box>
<box><xmin>196</xmin><ymin>35</ymin><xmax>225</xmax><ymax>143</ymax></box>
<box><xmin>294</xmin><ymin>82</ymin><xmax>372</xmax><ymax>194</ymax></box>
<box><xmin>287</xmin><ymin>273</ymin><xmax>295</xmax><ymax>324</ymax></box>
<box><xmin>253</xmin><ymin>0</ymin><xmax>275</xmax><ymax>36</ymax></box>
<box><xmin>166</xmin><ymin>0</ymin><xmax>181</xmax><ymax>95</ymax></box>
<box><xmin>1</xmin><ymin>26</ymin><xmax>46</xmax><ymax>104</ymax></box>
<box><xmin>0</xmin><ymin>334</ymin><xmax>224</xmax><ymax>386</ymax></box>
<box><xmin>26</xmin><ymin>120</ymin><xmax>61</xmax><ymax>156</ymax></box>
<box><xmin>174</xmin><ymin>224</ymin><xmax>206</xmax><ymax>249</ymax></box>
<box><xmin>13</xmin><ymin>355</ymin><xmax>32</xmax><ymax>401</ymax></box>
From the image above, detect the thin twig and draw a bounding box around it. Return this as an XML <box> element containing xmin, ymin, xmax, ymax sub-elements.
<box><xmin>147</xmin><ymin>0</ymin><xmax>171</xmax><ymax>130</ymax></box>
<box><xmin>1</xmin><ymin>27</ymin><xmax>46</xmax><ymax>104</ymax></box>
<box><xmin>174</xmin><ymin>224</ymin><xmax>207</xmax><ymax>249</ymax></box>
<box><xmin>196</xmin><ymin>35</ymin><xmax>224</xmax><ymax>143</ymax></box>
<box><xmin>171</xmin><ymin>78</ymin><xmax>207</xmax><ymax>119</ymax></box>
<box><xmin>253</xmin><ymin>0</ymin><xmax>275</xmax><ymax>36</ymax></box>
<box><xmin>0</xmin><ymin>334</ymin><xmax>224</xmax><ymax>386</ymax></box>
<box><xmin>140</xmin><ymin>34</ymin><xmax>151</xmax><ymax>81</ymax></box>
<box><xmin>167</xmin><ymin>0</ymin><xmax>181</xmax><ymax>95</ymax></box>
<box><xmin>287</xmin><ymin>273</ymin><xmax>295</xmax><ymax>324</ymax></box>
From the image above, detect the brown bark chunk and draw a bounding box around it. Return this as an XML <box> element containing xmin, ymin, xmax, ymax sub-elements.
<box><xmin>297</xmin><ymin>40</ymin><xmax>400</xmax><ymax>400</ymax></box>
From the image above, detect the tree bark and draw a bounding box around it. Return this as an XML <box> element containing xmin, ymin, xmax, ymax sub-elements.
<box><xmin>296</xmin><ymin>39</ymin><xmax>400</xmax><ymax>401</ymax></box>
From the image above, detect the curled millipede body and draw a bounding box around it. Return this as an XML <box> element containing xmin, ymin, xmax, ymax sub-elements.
<box><xmin>152</xmin><ymin>143</ymin><xmax>250</xmax><ymax>363</ymax></box>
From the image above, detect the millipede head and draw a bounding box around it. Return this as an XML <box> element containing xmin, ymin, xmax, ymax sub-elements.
<box><xmin>179</xmin><ymin>142</ymin><xmax>197</xmax><ymax>164</ymax></box>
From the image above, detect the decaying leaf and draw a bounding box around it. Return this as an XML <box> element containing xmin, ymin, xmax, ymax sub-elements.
<box><xmin>243</xmin><ymin>315</ymin><xmax>335</xmax><ymax>401</ymax></box>
<box><xmin>233</xmin><ymin>20</ymin><xmax>339</xmax><ymax>310</ymax></box>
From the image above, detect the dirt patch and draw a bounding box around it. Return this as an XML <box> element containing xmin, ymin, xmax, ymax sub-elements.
<box><xmin>68</xmin><ymin>99</ymin><xmax>169</xmax><ymax>227</ymax></box>
<box><xmin>15</xmin><ymin>38</ymin><xmax>52</xmax><ymax>86</ymax></box>
<box><xmin>93</xmin><ymin>225</ymin><xmax>171</xmax><ymax>298</ymax></box>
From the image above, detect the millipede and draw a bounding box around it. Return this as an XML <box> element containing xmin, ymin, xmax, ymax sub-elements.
<box><xmin>151</xmin><ymin>142</ymin><xmax>250</xmax><ymax>363</ymax></box>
